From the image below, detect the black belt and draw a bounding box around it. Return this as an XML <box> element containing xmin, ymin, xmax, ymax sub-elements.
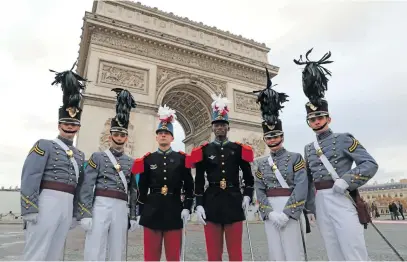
<box><xmin>209</xmin><ymin>182</ymin><xmax>239</xmax><ymax>188</ymax></box>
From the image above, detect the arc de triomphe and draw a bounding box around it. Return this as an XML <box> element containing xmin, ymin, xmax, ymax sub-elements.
<box><xmin>76</xmin><ymin>0</ymin><xmax>279</xmax><ymax>159</ymax></box>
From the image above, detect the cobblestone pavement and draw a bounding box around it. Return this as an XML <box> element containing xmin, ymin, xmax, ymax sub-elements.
<box><xmin>1</xmin><ymin>222</ymin><xmax>406</xmax><ymax>261</ymax></box>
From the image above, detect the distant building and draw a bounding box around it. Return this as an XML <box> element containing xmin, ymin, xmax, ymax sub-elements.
<box><xmin>359</xmin><ymin>179</ymin><xmax>407</xmax><ymax>214</ymax></box>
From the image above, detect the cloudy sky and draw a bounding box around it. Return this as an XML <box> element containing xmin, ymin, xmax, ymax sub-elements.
<box><xmin>1</xmin><ymin>0</ymin><xmax>406</xmax><ymax>187</ymax></box>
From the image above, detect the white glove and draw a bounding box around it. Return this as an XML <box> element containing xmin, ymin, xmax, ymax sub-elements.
<box><xmin>307</xmin><ymin>213</ymin><xmax>316</xmax><ymax>227</ymax></box>
<box><xmin>181</xmin><ymin>209</ymin><xmax>190</xmax><ymax>223</ymax></box>
<box><xmin>129</xmin><ymin>219</ymin><xmax>139</xmax><ymax>232</ymax></box>
<box><xmin>23</xmin><ymin>213</ymin><xmax>38</xmax><ymax>224</ymax></box>
<box><xmin>80</xmin><ymin>218</ymin><xmax>92</xmax><ymax>232</ymax></box>
<box><xmin>333</xmin><ymin>178</ymin><xmax>349</xmax><ymax>194</ymax></box>
<box><xmin>268</xmin><ymin>211</ymin><xmax>289</xmax><ymax>229</ymax></box>
<box><xmin>195</xmin><ymin>205</ymin><xmax>206</xmax><ymax>225</ymax></box>
<box><xmin>242</xmin><ymin>196</ymin><xmax>251</xmax><ymax>211</ymax></box>
<box><xmin>70</xmin><ymin>218</ymin><xmax>78</xmax><ymax>230</ymax></box>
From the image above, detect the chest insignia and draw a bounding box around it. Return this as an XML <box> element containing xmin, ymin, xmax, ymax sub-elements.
<box><xmin>208</xmin><ymin>155</ymin><xmax>216</xmax><ymax>160</ymax></box>
<box><xmin>114</xmin><ymin>163</ymin><xmax>121</xmax><ymax>172</ymax></box>
<box><xmin>66</xmin><ymin>150</ymin><xmax>74</xmax><ymax>158</ymax></box>
<box><xmin>150</xmin><ymin>164</ymin><xmax>157</xmax><ymax>170</ymax></box>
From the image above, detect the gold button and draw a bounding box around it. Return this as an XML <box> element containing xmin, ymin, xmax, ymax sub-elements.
<box><xmin>222</xmin><ymin>170</ymin><xmax>225</xmax><ymax>173</ymax></box>
<box><xmin>164</xmin><ymin>170</ymin><xmax>166</xmax><ymax>172</ymax></box>
<box><xmin>164</xmin><ymin>157</ymin><xmax>166</xmax><ymax>159</ymax></box>
<box><xmin>164</xmin><ymin>177</ymin><xmax>167</xmax><ymax>180</ymax></box>
<box><xmin>164</xmin><ymin>163</ymin><xmax>167</xmax><ymax>165</ymax></box>
<box><xmin>221</xmin><ymin>155</ymin><xmax>224</xmax><ymax>157</ymax></box>
<box><xmin>222</xmin><ymin>162</ymin><xmax>224</xmax><ymax>165</ymax></box>
<box><xmin>221</xmin><ymin>148</ymin><xmax>223</xmax><ymax>150</ymax></box>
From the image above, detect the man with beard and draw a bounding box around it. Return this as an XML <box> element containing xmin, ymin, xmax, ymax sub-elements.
<box><xmin>188</xmin><ymin>94</ymin><xmax>254</xmax><ymax>261</ymax></box>
<box><xmin>294</xmin><ymin>49</ymin><xmax>379</xmax><ymax>261</ymax></box>
<box><xmin>21</xmin><ymin>64</ymin><xmax>87</xmax><ymax>261</ymax></box>
<box><xmin>132</xmin><ymin>105</ymin><xmax>194</xmax><ymax>261</ymax></box>
<box><xmin>76</xmin><ymin>88</ymin><xmax>138</xmax><ymax>261</ymax></box>
<box><xmin>253</xmin><ymin>68</ymin><xmax>308</xmax><ymax>261</ymax></box>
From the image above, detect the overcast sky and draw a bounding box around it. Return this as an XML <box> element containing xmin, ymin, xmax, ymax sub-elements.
<box><xmin>1</xmin><ymin>0</ymin><xmax>406</xmax><ymax>187</ymax></box>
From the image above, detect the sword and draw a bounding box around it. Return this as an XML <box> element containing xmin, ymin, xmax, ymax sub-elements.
<box><xmin>298</xmin><ymin>216</ymin><xmax>308</xmax><ymax>261</ymax></box>
<box><xmin>370</xmin><ymin>222</ymin><xmax>405</xmax><ymax>261</ymax></box>
<box><xmin>62</xmin><ymin>240</ymin><xmax>66</xmax><ymax>261</ymax></box>
<box><xmin>180</xmin><ymin>217</ymin><xmax>187</xmax><ymax>261</ymax></box>
<box><xmin>244</xmin><ymin>208</ymin><xmax>255</xmax><ymax>262</ymax></box>
<box><xmin>125</xmin><ymin>226</ymin><xmax>129</xmax><ymax>261</ymax></box>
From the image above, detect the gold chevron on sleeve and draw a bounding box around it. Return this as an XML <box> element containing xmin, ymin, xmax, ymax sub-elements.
<box><xmin>88</xmin><ymin>158</ymin><xmax>97</xmax><ymax>169</ymax></box>
<box><xmin>294</xmin><ymin>159</ymin><xmax>305</xmax><ymax>172</ymax></box>
<box><xmin>255</xmin><ymin>170</ymin><xmax>263</xmax><ymax>179</ymax></box>
<box><xmin>348</xmin><ymin>138</ymin><xmax>360</xmax><ymax>153</ymax></box>
<box><xmin>29</xmin><ymin>142</ymin><xmax>45</xmax><ymax>156</ymax></box>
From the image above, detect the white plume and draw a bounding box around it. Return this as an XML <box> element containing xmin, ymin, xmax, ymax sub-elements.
<box><xmin>158</xmin><ymin>104</ymin><xmax>177</xmax><ymax>122</ymax></box>
<box><xmin>211</xmin><ymin>93</ymin><xmax>230</xmax><ymax>111</ymax></box>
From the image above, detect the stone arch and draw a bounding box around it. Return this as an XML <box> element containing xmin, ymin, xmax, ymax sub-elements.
<box><xmin>156</xmin><ymin>77</ymin><xmax>216</xmax><ymax>148</ymax></box>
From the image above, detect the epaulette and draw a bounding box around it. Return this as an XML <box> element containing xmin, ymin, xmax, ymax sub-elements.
<box><xmin>234</xmin><ymin>141</ymin><xmax>254</xmax><ymax>163</ymax></box>
<box><xmin>188</xmin><ymin>142</ymin><xmax>209</xmax><ymax>165</ymax></box>
<box><xmin>178</xmin><ymin>150</ymin><xmax>186</xmax><ymax>155</ymax></box>
<box><xmin>131</xmin><ymin>152</ymin><xmax>150</xmax><ymax>175</ymax></box>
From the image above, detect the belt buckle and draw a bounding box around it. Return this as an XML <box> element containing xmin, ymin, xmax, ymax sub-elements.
<box><xmin>220</xmin><ymin>178</ymin><xmax>226</xmax><ymax>190</ymax></box>
<box><xmin>161</xmin><ymin>185</ymin><xmax>168</xmax><ymax>195</ymax></box>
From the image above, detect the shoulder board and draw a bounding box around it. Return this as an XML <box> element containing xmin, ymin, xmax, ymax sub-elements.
<box><xmin>178</xmin><ymin>151</ymin><xmax>186</xmax><ymax>155</ymax></box>
<box><xmin>235</xmin><ymin>142</ymin><xmax>254</xmax><ymax>162</ymax></box>
<box><xmin>131</xmin><ymin>152</ymin><xmax>150</xmax><ymax>174</ymax></box>
<box><xmin>200</xmin><ymin>141</ymin><xmax>209</xmax><ymax>147</ymax></box>
<box><xmin>143</xmin><ymin>152</ymin><xmax>151</xmax><ymax>158</ymax></box>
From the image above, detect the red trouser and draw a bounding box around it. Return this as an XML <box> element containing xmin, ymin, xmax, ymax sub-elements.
<box><xmin>204</xmin><ymin>221</ymin><xmax>243</xmax><ymax>261</ymax></box>
<box><xmin>144</xmin><ymin>227</ymin><xmax>182</xmax><ymax>261</ymax></box>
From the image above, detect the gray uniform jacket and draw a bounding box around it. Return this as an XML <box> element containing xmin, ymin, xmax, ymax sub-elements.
<box><xmin>254</xmin><ymin>148</ymin><xmax>308</xmax><ymax>220</ymax></box>
<box><xmin>304</xmin><ymin>129</ymin><xmax>379</xmax><ymax>215</ymax></box>
<box><xmin>76</xmin><ymin>148</ymin><xmax>136</xmax><ymax>220</ymax></box>
<box><xmin>20</xmin><ymin>136</ymin><xmax>85</xmax><ymax>217</ymax></box>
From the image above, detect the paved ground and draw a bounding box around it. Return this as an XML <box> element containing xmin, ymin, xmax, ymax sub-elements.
<box><xmin>0</xmin><ymin>222</ymin><xmax>406</xmax><ymax>261</ymax></box>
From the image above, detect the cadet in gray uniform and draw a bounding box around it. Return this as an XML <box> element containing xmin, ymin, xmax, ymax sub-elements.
<box><xmin>253</xmin><ymin>69</ymin><xmax>308</xmax><ymax>261</ymax></box>
<box><xmin>77</xmin><ymin>88</ymin><xmax>138</xmax><ymax>261</ymax></box>
<box><xmin>20</xmin><ymin>65</ymin><xmax>87</xmax><ymax>261</ymax></box>
<box><xmin>294</xmin><ymin>49</ymin><xmax>379</xmax><ymax>261</ymax></box>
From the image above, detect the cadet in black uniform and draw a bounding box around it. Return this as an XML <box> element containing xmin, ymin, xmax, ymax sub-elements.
<box><xmin>132</xmin><ymin>105</ymin><xmax>194</xmax><ymax>261</ymax></box>
<box><xmin>189</xmin><ymin>94</ymin><xmax>254</xmax><ymax>261</ymax></box>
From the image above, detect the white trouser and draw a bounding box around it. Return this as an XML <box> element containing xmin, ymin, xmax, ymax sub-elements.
<box><xmin>23</xmin><ymin>189</ymin><xmax>73</xmax><ymax>261</ymax></box>
<box><xmin>315</xmin><ymin>188</ymin><xmax>369</xmax><ymax>261</ymax></box>
<box><xmin>84</xmin><ymin>196</ymin><xmax>128</xmax><ymax>261</ymax></box>
<box><xmin>264</xmin><ymin>196</ymin><xmax>306</xmax><ymax>261</ymax></box>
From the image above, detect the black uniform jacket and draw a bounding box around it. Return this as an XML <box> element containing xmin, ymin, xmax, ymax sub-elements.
<box><xmin>190</xmin><ymin>140</ymin><xmax>254</xmax><ymax>225</ymax></box>
<box><xmin>132</xmin><ymin>148</ymin><xmax>194</xmax><ymax>231</ymax></box>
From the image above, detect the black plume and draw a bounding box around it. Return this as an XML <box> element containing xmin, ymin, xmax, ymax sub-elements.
<box><xmin>50</xmin><ymin>62</ymin><xmax>88</xmax><ymax>110</ymax></box>
<box><xmin>112</xmin><ymin>88</ymin><xmax>137</xmax><ymax>127</ymax></box>
<box><xmin>293</xmin><ymin>48</ymin><xmax>333</xmax><ymax>107</ymax></box>
<box><xmin>255</xmin><ymin>68</ymin><xmax>289</xmax><ymax>125</ymax></box>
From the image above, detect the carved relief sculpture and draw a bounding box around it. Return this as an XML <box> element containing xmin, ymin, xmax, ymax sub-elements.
<box><xmin>98</xmin><ymin>61</ymin><xmax>148</xmax><ymax>94</ymax></box>
<box><xmin>99</xmin><ymin>118</ymin><xmax>135</xmax><ymax>156</ymax></box>
<box><xmin>234</xmin><ymin>90</ymin><xmax>260</xmax><ymax>115</ymax></box>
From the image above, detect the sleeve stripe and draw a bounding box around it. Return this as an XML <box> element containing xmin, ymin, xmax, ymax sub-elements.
<box><xmin>255</xmin><ymin>170</ymin><xmax>263</xmax><ymax>179</ymax></box>
<box><xmin>29</xmin><ymin>143</ymin><xmax>45</xmax><ymax>156</ymax></box>
<box><xmin>294</xmin><ymin>162</ymin><xmax>306</xmax><ymax>172</ymax></box>
<box><xmin>349</xmin><ymin>138</ymin><xmax>359</xmax><ymax>152</ymax></box>
<box><xmin>88</xmin><ymin>158</ymin><xmax>97</xmax><ymax>169</ymax></box>
<box><xmin>294</xmin><ymin>159</ymin><xmax>305</xmax><ymax>170</ymax></box>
